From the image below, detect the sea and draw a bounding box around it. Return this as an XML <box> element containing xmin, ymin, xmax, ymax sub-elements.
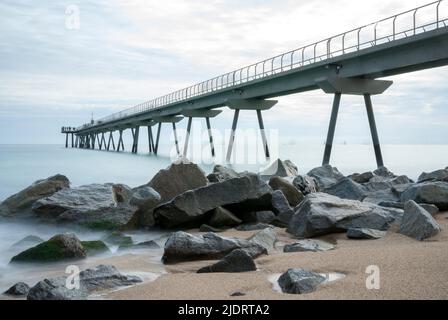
<box><xmin>0</xmin><ymin>142</ymin><xmax>447</xmax><ymax>296</ymax></box>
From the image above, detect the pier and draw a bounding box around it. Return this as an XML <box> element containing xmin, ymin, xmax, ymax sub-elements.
<box><xmin>63</xmin><ymin>1</ymin><xmax>448</xmax><ymax>167</ymax></box>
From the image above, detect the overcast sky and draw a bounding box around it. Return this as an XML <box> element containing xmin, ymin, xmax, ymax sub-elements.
<box><xmin>0</xmin><ymin>0</ymin><xmax>447</xmax><ymax>145</ymax></box>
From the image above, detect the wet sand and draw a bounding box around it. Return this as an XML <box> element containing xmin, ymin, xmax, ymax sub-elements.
<box><xmin>107</xmin><ymin>212</ymin><xmax>448</xmax><ymax>300</ymax></box>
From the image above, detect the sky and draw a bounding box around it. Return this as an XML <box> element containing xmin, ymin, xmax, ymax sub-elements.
<box><xmin>0</xmin><ymin>0</ymin><xmax>447</xmax><ymax>145</ymax></box>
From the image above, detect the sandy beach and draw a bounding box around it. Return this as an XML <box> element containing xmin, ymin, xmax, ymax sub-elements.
<box><xmin>106</xmin><ymin>211</ymin><xmax>448</xmax><ymax>300</ymax></box>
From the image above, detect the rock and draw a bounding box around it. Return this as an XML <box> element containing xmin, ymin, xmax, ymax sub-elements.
<box><xmin>283</xmin><ymin>239</ymin><xmax>334</xmax><ymax>253</ymax></box>
<box><xmin>162</xmin><ymin>232</ymin><xmax>267</xmax><ymax>264</ymax></box>
<box><xmin>287</xmin><ymin>193</ymin><xmax>403</xmax><ymax>238</ymax></box>
<box><xmin>209</xmin><ymin>207</ymin><xmax>242</xmax><ymax>228</ymax></box>
<box><xmin>148</xmin><ymin>160</ymin><xmax>208</xmax><ymax>203</ymax></box>
<box><xmin>420</xmin><ymin>204</ymin><xmax>439</xmax><ymax>215</ymax></box>
<box><xmin>349</xmin><ymin>172</ymin><xmax>374</xmax><ymax>184</ymax></box>
<box><xmin>111</xmin><ymin>184</ymin><xmax>133</xmax><ymax>205</ymax></box>
<box><xmin>278</xmin><ymin>269</ymin><xmax>326</xmax><ymax>294</ymax></box>
<box><xmin>307</xmin><ymin>165</ymin><xmax>344</xmax><ymax>189</ymax></box>
<box><xmin>27</xmin><ymin>265</ymin><xmax>142</xmax><ymax>300</ymax></box>
<box><xmin>400</xmin><ymin>181</ymin><xmax>448</xmax><ymax>210</ymax></box>
<box><xmin>102</xmin><ymin>232</ymin><xmax>133</xmax><ymax>249</ymax></box>
<box><xmin>378</xmin><ymin>201</ymin><xmax>404</xmax><ymax>209</ymax></box>
<box><xmin>0</xmin><ymin>175</ymin><xmax>70</xmax><ymax>216</ymax></box>
<box><xmin>269</xmin><ymin>177</ymin><xmax>304</xmax><ymax>206</ymax></box>
<box><xmin>399</xmin><ymin>201</ymin><xmax>441</xmax><ymax>241</ymax></box>
<box><xmin>373</xmin><ymin>166</ymin><xmax>397</xmax><ymax>179</ymax></box>
<box><xmin>248</xmin><ymin>227</ymin><xmax>277</xmax><ymax>252</ymax></box>
<box><xmin>81</xmin><ymin>241</ymin><xmax>110</xmax><ymax>256</ymax></box>
<box><xmin>324</xmin><ymin>178</ymin><xmax>367</xmax><ymax>201</ymax></box>
<box><xmin>199</xmin><ymin>224</ymin><xmax>223</xmax><ymax>233</ymax></box>
<box><xmin>236</xmin><ymin>223</ymin><xmax>272</xmax><ymax>231</ymax></box>
<box><xmin>418</xmin><ymin>168</ymin><xmax>448</xmax><ymax>183</ymax></box>
<box><xmin>292</xmin><ymin>175</ymin><xmax>319</xmax><ymax>195</ymax></box>
<box><xmin>270</xmin><ymin>190</ymin><xmax>294</xmax><ymax>227</ymax></box>
<box><xmin>127</xmin><ymin>186</ymin><xmax>162</xmax><ymax>228</ymax></box>
<box><xmin>254</xmin><ymin>211</ymin><xmax>276</xmax><ymax>224</ymax></box>
<box><xmin>154</xmin><ymin>174</ymin><xmax>272</xmax><ymax>229</ymax></box>
<box><xmin>11</xmin><ymin>233</ymin><xmax>86</xmax><ymax>263</ymax></box>
<box><xmin>32</xmin><ymin>184</ymin><xmax>136</xmax><ymax>230</ymax></box>
<box><xmin>260</xmin><ymin>159</ymin><xmax>298</xmax><ymax>178</ymax></box>
<box><xmin>207</xmin><ymin>165</ymin><xmax>241</xmax><ymax>183</ymax></box>
<box><xmin>4</xmin><ymin>282</ymin><xmax>30</xmax><ymax>296</ymax></box>
<box><xmin>346</xmin><ymin>228</ymin><xmax>386</xmax><ymax>239</ymax></box>
<box><xmin>230</xmin><ymin>292</ymin><xmax>246</xmax><ymax>297</ymax></box>
<box><xmin>362</xmin><ymin>189</ymin><xmax>400</xmax><ymax>205</ymax></box>
<box><xmin>133</xmin><ymin>240</ymin><xmax>161</xmax><ymax>250</ymax></box>
<box><xmin>11</xmin><ymin>235</ymin><xmax>44</xmax><ymax>249</ymax></box>
<box><xmin>197</xmin><ymin>249</ymin><xmax>256</xmax><ymax>273</ymax></box>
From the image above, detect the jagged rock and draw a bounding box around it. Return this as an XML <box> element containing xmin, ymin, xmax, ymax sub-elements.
<box><xmin>236</xmin><ymin>223</ymin><xmax>272</xmax><ymax>231</ymax></box>
<box><xmin>162</xmin><ymin>231</ymin><xmax>267</xmax><ymax>264</ymax></box>
<box><xmin>199</xmin><ymin>224</ymin><xmax>223</xmax><ymax>233</ymax></box>
<box><xmin>27</xmin><ymin>265</ymin><xmax>142</xmax><ymax>300</ymax></box>
<box><xmin>127</xmin><ymin>186</ymin><xmax>162</xmax><ymax>228</ymax></box>
<box><xmin>307</xmin><ymin>165</ymin><xmax>344</xmax><ymax>189</ymax></box>
<box><xmin>346</xmin><ymin>228</ymin><xmax>386</xmax><ymax>239</ymax></box>
<box><xmin>399</xmin><ymin>201</ymin><xmax>441</xmax><ymax>241</ymax></box>
<box><xmin>348</xmin><ymin>172</ymin><xmax>374</xmax><ymax>184</ymax></box>
<box><xmin>292</xmin><ymin>175</ymin><xmax>319</xmax><ymax>195</ymax></box>
<box><xmin>283</xmin><ymin>239</ymin><xmax>334</xmax><ymax>253</ymax></box>
<box><xmin>102</xmin><ymin>232</ymin><xmax>133</xmax><ymax>249</ymax></box>
<box><xmin>32</xmin><ymin>184</ymin><xmax>136</xmax><ymax>230</ymax></box>
<box><xmin>197</xmin><ymin>249</ymin><xmax>256</xmax><ymax>273</ymax></box>
<box><xmin>378</xmin><ymin>201</ymin><xmax>404</xmax><ymax>209</ymax></box>
<box><xmin>133</xmin><ymin>240</ymin><xmax>161</xmax><ymax>250</ymax></box>
<box><xmin>373</xmin><ymin>167</ymin><xmax>397</xmax><ymax>179</ymax></box>
<box><xmin>81</xmin><ymin>241</ymin><xmax>110</xmax><ymax>256</ymax></box>
<box><xmin>4</xmin><ymin>282</ymin><xmax>30</xmax><ymax>296</ymax></box>
<box><xmin>420</xmin><ymin>204</ymin><xmax>440</xmax><ymax>215</ymax></box>
<box><xmin>324</xmin><ymin>178</ymin><xmax>367</xmax><ymax>201</ymax></box>
<box><xmin>260</xmin><ymin>159</ymin><xmax>298</xmax><ymax>178</ymax></box>
<box><xmin>11</xmin><ymin>235</ymin><xmax>44</xmax><ymax>249</ymax></box>
<box><xmin>0</xmin><ymin>175</ymin><xmax>70</xmax><ymax>216</ymax></box>
<box><xmin>148</xmin><ymin>160</ymin><xmax>208</xmax><ymax>203</ymax></box>
<box><xmin>418</xmin><ymin>168</ymin><xmax>448</xmax><ymax>183</ymax></box>
<box><xmin>111</xmin><ymin>184</ymin><xmax>133</xmax><ymax>205</ymax></box>
<box><xmin>248</xmin><ymin>227</ymin><xmax>277</xmax><ymax>252</ymax></box>
<box><xmin>269</xmin><ymin>177</ymin><xmax>304</xmax><ymax>206</ymax></box>
<box><xmin>207</xmin><ymin>165</ymin><xmax>241</xmax><ymax>183</ymax></box>
<box><xmin>287</xmin><ymin>193</ymin><xmax>403</xmax><ymax>238</ymax></box>
<box><xmin>254</xmin><ymin>211</ymin><xmax>276</xmax><ymax>224</ymax></box>
<box><xmin>278</xmin><ymin>269</ymin><xmax>326</xmax><ymax>294</ymax></box>
<box><xmin>400</xmin><ymin>181</ymin><xmax>448</xmax><ymax>210</ymax></box>
<box><xmin>11</xmin><ymin>233</ymin><xmax>86</xmax><ymax>263</ymax></box>
<box><xmin>270</xmin><ymin>190</ymin><xmax>294</xmax><ymax>227</ymax></box>
<box><xmin>363</xmin><ymin>188</ymin><xmax>400</xmax><ymax>205</ymax></box>
<box><xmin>209</xmin><ymin>207</ymin><xmax>242</xmax><ymax>228</ymax></box>
<box><xmin>154</xmin><ymin>174</ymin><xmax>272</xmax><ymax>229</ymax></box>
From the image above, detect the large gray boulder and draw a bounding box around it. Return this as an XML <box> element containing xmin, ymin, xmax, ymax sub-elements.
<box><xmin>111</xmin><ymin>184</ymin><xmax>133</xmax><ymax>205</ymax></box>
<box><xmin>207</xmin><ymin>165</ymin><xmax>241</xmax><ymax>183</ymax></box>
<box><xmin>287</xmin><ymin>193</ymin><xmax>402</xmax><ymax>238</ymax></box>
<box><xmin>154</xmin><ymin>174</ymin><xmax>272</xmax><ymax>229</ymax></box>
<box><xmin>348</xmin><ymin>172</ymin><xmax>374</xmax><ymax>184</ymax></box>
<box><xmin>346</xmin><ymin>228</ymin><xmax>386</xmax><ymax>240</ymax></box>
<box><xmin>270</xmin><ymin>190</ymin><xmax>294</xmax><ymax>227</ymax></box>
<box><xmin>399</xmin><ymin>201</ymin><xmax>441</xmax><ymax>241</ymax></box>
<box><xmin>324</xmin><ymin>178</ymin><xmax>367</xmax><ymax>201</ymax></box>
<box><xmin>0</xmin><ymin>175</ymin><xmax>70</xmax><ymax>217</ymax></box>
<box><xmin>269</xmin><ymin>177</ymin><xmax>304</xmax><ymax>206</ymax></box>
<box><xmin>400</xmin><ymin>181</ymin><xmax>448</xmax><ymax>210</ymax></box>
<box><xmin>283</xmin><ymin>239</ymin><xmax>334</xmax><ymax>253</ymax></box>
<box><xmin>11</xmin><ymin>233</ymin><xmax>86</xmax><ymax>263</ymax></box>
<box><xmin>148</xmin><ymin>160</ymin><xmax>208</xmax><ymax>203</ymax></box>
<box><xmin>32</xmin><ymin>184</ymin><xmax>136</xmax><ymax>230</ymax></box>
<box><xmin>278</xmin><ymin>269</ymin><xmax>326</xmax><ymax>294</ymax></box>
<box><xmin>248</xmin><ymin>227</ymin><xmax>277</xmax><ymax>252</ymax></box>
<box><xmin>127</xmin><ymin>186</ymin><xmax>161</xmax><ymax>228</ymax></box>
<box><xmin>197</xmin><ymin>249</ymin><xmax>256</xmax><ymax>273</ymax></box>
<box><xmin>4</xmin><ymin>282</ymin><xmax>30</xmax><ymax>296</ymax></box>
<box><xmin>209</xmin><ymin>207</ymin><xmax>242</xmax><ymax>228</ymax></box>
<box><xmin>292</xmin><ymin>175</ymin><xmax>319</xmax><ymax>195</ymax></box>
<box><xmin>260</xmin><ymin>159</ymin><xmax>298</xmax><ymax>178</ymax></box>
<box><xmin>162</xmin><ymin>231</ymin><xmax>268</xmax><ymax>264</ymax></box>
<box><xmin>27</xmin><ymin>265</ymin><xmax>141</xmax><ymax>300</ymax></box>
<box><xmin>307</xmin><ymin>165</ymin><xmax>344</xmax><ymax>189</ymax></box>
<box><xmin>418</xmin><ymin>168</ymin><xmax>448</xmax><ymax>183</ymax></box>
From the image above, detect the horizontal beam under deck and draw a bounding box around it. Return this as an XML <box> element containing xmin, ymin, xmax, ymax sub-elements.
<box><xmin>75</xmin><ymin>27</ymin><xmax>448</xmax><ymax>135</ymax></box>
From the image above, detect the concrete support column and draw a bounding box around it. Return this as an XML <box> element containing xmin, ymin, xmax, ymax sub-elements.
<box><xmin>183</xmin><ymin>117</ymin><xmax>193</xmax><ymax>157</ymax></box>
<box><xmin>206</xmin><ymin>117</ymin><xmax>216</xmax><ymax>158</ymax></box>
<box><xmin>117</xmin><ymin>130</ymin><xmax>124</xmax><ymax>152</ymax></box>
<box><xmin>364</xmin><ymin>94</ymin><xmax>384</xmax><ymax>168</ymax></box>
<box><xmin>147</xmin><ymin>126</ymin><xmax>154</xmax><ymax>153</ymax></box>
<box><xmin>172</xmin><ymin>123</ymin><xmax>180</xmax><ymax>156</ymax></box>
<box><xmin>322</xmin><ymin>93</ymin><xmax>342</xmax><ymax>166</ymax></box>
<box><xmin>65</xmin><ymin>133</ymin><xmax>68</xmax><ymax>148</ymax></box>
<box><xmin>154</xmin><ymin>123</ymin><xmax>162</xmax><ymax>155</ymax></box>
<box><xmin>226</xmin><ymin>109</ymin><xmax>240</xmax><ymax>163</ymax></box>
<box><xmin>131</xmin><ymin>126</ymin><xmax>140</xmax><ymax>154</ymax></box>
<box><xmin>257</xmin><ymin>110</ymin><xmax>270</xmax><ymax>160</ymax></box>
<box><xmin>71</xmin><ymin>133</ymin><xmax>74</xmax><ymax>148</ymax></box>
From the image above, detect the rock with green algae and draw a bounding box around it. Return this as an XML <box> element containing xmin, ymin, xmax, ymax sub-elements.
<box><xmin>81</xmin><ymin>241</ymin><xmax>110</xmax><ymax>256</ymax></box>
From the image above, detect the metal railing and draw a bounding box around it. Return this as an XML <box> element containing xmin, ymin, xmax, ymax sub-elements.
<box><xmin>77</xmin><ymin>0</ymin><xmax>448</xmax><ymax>131</ymax></box>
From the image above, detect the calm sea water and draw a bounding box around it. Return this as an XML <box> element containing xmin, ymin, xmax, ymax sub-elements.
<box><xmin>0</xmin><ymin>142</ymin><xmax>447</xmax><ymax>294</ymax></box>
<box><xmin>1</xmin><ymin>143</ymin><xmax>448</xmax><ymax>201</ymax></box>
